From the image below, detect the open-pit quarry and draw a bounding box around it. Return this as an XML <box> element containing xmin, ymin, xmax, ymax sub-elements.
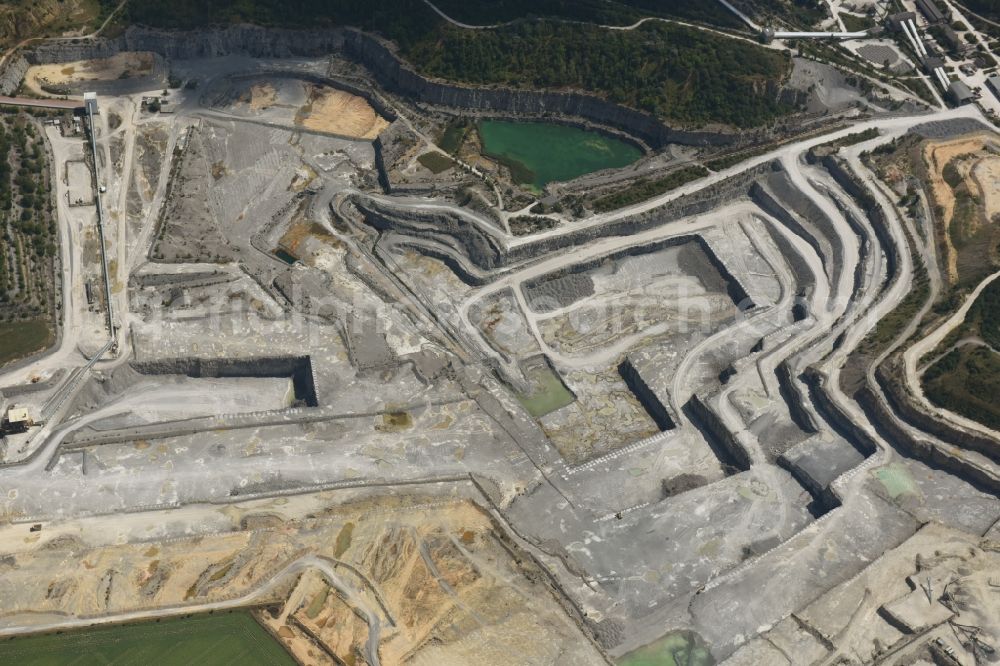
<box><xmin>0</xmin><ymin>18</ymin><xmax>999</xmax><ymax>666</ymax></box>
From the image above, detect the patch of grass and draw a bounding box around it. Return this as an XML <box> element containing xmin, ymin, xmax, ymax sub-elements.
<box><xmin>705</xmin><ymin>145</ymin><xmax>773</xmax><ymax>171</ymax></box>
<box><xmin>377</xmin><ymin>410</ymin><xmax>413</xmax><ymax>432</ymax></box>
<box><xmin>509</xmin><ymin>215</ymin><xmax>558</xmax><ymax>236</ymax></box>
<box><xmin>0</xmin><ymin>611</ymin><xmax>295</xmax><ymax>666</ymax></box>
<box><xmin>305</xmin><ymin>585</ymin><xmax>330</xmax><ymax>619</ymax></box>
<box><xmin>942</xmin><ymin>161</ymin><xmax>963</xmax><ymax>188</ymax></box>
<box><xmin>0</xmin><ymin>319</ymin><xmax>54</xmax><ymax>367</ymax></box>
<box><xmin>812</xmin><ymin>128</ymin><xmax>879</xmax><ymax>154</ymax></box>
<box><xmin>416</xmin><ymin>151</ymin><xmax>456</xmax><ymax>174</ymax></box>
<box><xmin>438</xmin><ymin>119</ymin><xmax>470</xmax><ymax>154</ymax></box>
<box><xmin>858</xmin><ymin>258</ymin><xmax>930</xmax><ymax>355</ymax></box>
<box><xmin>839</xmin><ymin>12</ymin><xmax>873</xmax><ymax>32</ymax></box>
<box><xmin>930</xmin><ymin>277</ymin><xmax>1000</xmax><ymax>355</ymax></box>
<box><xmin>923</xmin><ymin>345</ymin><xmax>1000</xmax><ymax>431</ymax></box>
<box><xmin>950</xmin><ymin>189</ymin><xmax>979</xmax><ymax>250</ymax></box>
<box><xmin>334</xmin><ymin>522</ymin><xmax>354</xmax><ymax>558</ymax></box>
<box><xmin>208</xmin><ymin>561</ymin><xmax>234</xmax><ymax>583</ymax></box>
<box><xmin>484</xmin><ymin>151</ymin><xmax>536</xmax><ymax>187</ymax></box>
<box><xmin>590</xmin><ymin>165</ymin><xmax>708</xmax><ymax>213</ymax></box>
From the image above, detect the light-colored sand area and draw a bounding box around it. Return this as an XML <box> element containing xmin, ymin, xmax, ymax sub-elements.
<box><xmin>245</xmin><ymin>83</ymin><xmax>278</xmax><ymax>111</ymax></box>
<box><xmin>922</xmin><ymin>134</ymin><xmax>999</xmax><ymax>281</ymax></box>
<box><xmin>0</xmin><ymin>494</ymin><xmax>602</xmax><ymax>665</ymax></box>
<box><xmin>295</xmin><ymin>84</ymin><xmax>389</xmax><ymax>140</ymax></box>
<box><xmin>972</xmin><ymin>155</ymin><xmax>1000</xmax><ymax>220</ymax></box>
<box><xmin>24</xmin><ymin>52</ymin><xmax>155</xmax><ymax>97</ymax></box>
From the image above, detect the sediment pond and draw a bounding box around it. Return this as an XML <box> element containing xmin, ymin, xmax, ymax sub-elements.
<box><xmin>0</xmin><ymin>610</ymin><xmax>294</xmax><ymax>665</ymax></box>
<box><xmin>478</xmin><ymin>120</ymin><xmax>642</xmax><ymax>189</ymax></box>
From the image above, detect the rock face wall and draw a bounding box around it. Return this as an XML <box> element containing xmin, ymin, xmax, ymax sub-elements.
<box><xmin>876</xmin><ymin>361</ymin><xmax>1000</xmax><ymax>463</ymax></box>
<box><xmin>683</xmin><ymin>393</ymin><xmax>753</xmax><ymax>472</ymax></box>
<box><xmin>6</xmin><ymin>25</ymin><xmax>740</xmax><ymax>148</ymax></box>
<box><xmin>353</xmin><ymin>162</ymin><xmax>772</xmax><ymax>279</ymax></box>
<box><xmin>133</xmin><ymin>356</ymin><xmax>319</xmax><ymax>406</ymax></box>
<box><xmin>339</xmin><ymin>31</ymin><xmax>737</xmax><ymax>150</ymax></box>
<box><xmin>618</xmin><ymin>358</ymin><xmax>677</xmax><ymax>431</ymax></box>
<box><xmin>0</xmin><ymin>55</ymin><xmax>29</xmax><ymax>95</ymax></box>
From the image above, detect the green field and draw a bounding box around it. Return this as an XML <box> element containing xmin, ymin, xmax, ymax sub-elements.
<box><xmin>417</xmin><ymin>151</ymin><xmax>456</xmax><ymax>173</ymax></box>
<box><xmin>0</xmin><ymin>318</ymin><xmax>53</xmax><ymax>367</ymax></box>
<box><xmin>478</xmin><ymin>121</ymin><xmax>641</xmax><ymax>190</ymax></box>
<box><xmin>0</xmin><ymin>611</ymin><xmax>296</xmax><ymax>666</ymax></box>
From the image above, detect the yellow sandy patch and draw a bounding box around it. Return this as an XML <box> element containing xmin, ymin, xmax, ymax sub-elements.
<box><xmin>295</xmin><ymin>84</ymin><xmax>389</xmax><ymax>140</ymax></box>
<box><xmin>972</xmin><ymin>156</ymin><xmax>1000</xmax><ymax>221</ymax></box>
<box><xmin>247</xmin><ymin>83</ymin><xmax>277</xmax><ymax>111</ymax></box>
<box><xmin>922</xmin><ymin>134</ymin><xmax>998</xmax><ymax>282</ymax></box>
<box><xmin>24</xmin><ymin>52</ymin><xmax>155</xmax><ymax>97</ymax></box>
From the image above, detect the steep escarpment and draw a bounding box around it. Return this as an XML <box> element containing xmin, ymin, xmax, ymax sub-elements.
<box><xmin>340</xmin><ymin>30</ymin><xmax>738</xmax><ymax>149</ymax></box>
<box><xmin>6</xmin><ymin>24</ymin><xmax>745</xmax><ymax>149</ymax></box>
<box><xmin>351</xmin><ymin>162</ymin><xmax>772</xmax><ymax>277</ymax></box>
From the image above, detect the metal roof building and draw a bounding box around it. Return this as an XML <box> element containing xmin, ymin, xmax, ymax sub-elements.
<box><xmin>916</xmin><ymin>0</ymin><xmax>945</xmax><ymax>24</ymax></box>
<box><xmin>987</xmin><ymin>75</ymin><xmax>1000</xmax><ymax>101</ymax></box>
<box><xmin>936</xmin><ymin>24</ymin><xmax>963</xmax><ymax>53</ymax></box>
<box><xmin>886</xmin><ymin>12</ymin><xmax>916</xmax><ymax>31</ymax></box>
<box><xmin>6</xmin><ymin>407</ymin><xmax>29</xmax><ymax>424</ymax></box>
<box><xmin>947</xmin><ymin>80</ymin><xmax>974</xmax><ymax>105</ymax></box>
<box><xmin>84</xmin><ymin>91</ymin><xmax>98</xmax><ymax>115</ymax></box>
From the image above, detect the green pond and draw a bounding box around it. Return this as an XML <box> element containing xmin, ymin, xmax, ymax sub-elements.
<box><xmin>515</xmin><ymin>362</ymin><xmax>575</xmax><ymax>418</ymax></box>
<box><xmin>618</xmin><ymin>630</ymin><xmax>716</xmax><ymax>666</ymax></box>
<box><xmin>0</xmin><ymin>610</ymin><xmax>295</xmax><ymax>666</ymax></box>
<box><xmin>478</xmin><ymin>120</ymin><xmax>642</xmax><ymax>190</ymax></box>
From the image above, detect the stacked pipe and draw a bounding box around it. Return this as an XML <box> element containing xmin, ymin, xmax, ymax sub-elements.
<box><xmin>900</xmin><ymin>19</ymin><xmax>926</xmax><ymax>57</ymax></box>
<box><xmin>934</xmin><ymin>67</ymin><xmax>950</xmax><ymax>90</ymax></box>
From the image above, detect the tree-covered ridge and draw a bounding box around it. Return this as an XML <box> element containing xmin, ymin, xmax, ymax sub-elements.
<box><xmin>961</xmin><ymin>0</ymin><xmax>1000</xmax><ymax>22</ymax></box>
<box><xmin>126</xmin><ymin>0</ymin><xmax>793</xmax><ymax>129</ymax></box>
<box><xmin>125</xmin><ymin>0</ymin><xmax>435</xmax><ymax>34</ymax></box>
<box><xmin>428</xmin><ymin>0</ymin><xmax>743</xmax><ymax>29</ymax></box>
<box><xmin>405</xmin><ymin>21</ymin><xmax>791</xmax><ymax>127</ymax></box>
<box><xmin>969</xmin><ymin>277</ymin><xmax>1000</xmax><ymax>350</ymax></box>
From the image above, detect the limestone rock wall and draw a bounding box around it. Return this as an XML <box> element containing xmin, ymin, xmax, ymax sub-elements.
<box><xmin>0</xmin><ymin>55</ymin><xmax>29</xmax><ymax>95</ymax></box>
<box><xmin>5</xmin><ymin>25</ymin><xmax>741</xmax><ymax>149</ymax></box>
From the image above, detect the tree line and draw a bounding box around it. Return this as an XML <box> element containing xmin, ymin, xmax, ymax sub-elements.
<box><xmin>127</xmin><ymin>0</ymin><xmax>793</xmax><ymax>129</ymax></box>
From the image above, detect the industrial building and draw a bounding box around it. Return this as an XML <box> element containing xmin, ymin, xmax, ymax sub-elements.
<box><xmin>886</xmin><ymin>12</ymin><xmax>917</xmax><ymax>32</ymax></box>
<box><xmin>986</xmin><ymin>75</ymin><xmax>1000</xmax><ymax>101</ymax></box>
<box><xmin>934</xmin><ymin>24</ymin><xmax>965</xmax><ymax>54</ymax></box>
<box><xmin>922</xmin><ymin>55</ymin><xmax>946</xmax><ymax>71</ymax></box>
<box><xmin>915</xmin><ymin>0</ymin><xmax>946</xmax><ymax>24</ymax></box>
<box><xmin>83</xmin><ymin>91</ymin><xmax>98</xmax><ymax>115</ymax></box>
<box><xmin>1</xmin><ymin>405</ymin><xmax>32</xmax><ymax>435</ymax></box>
<box><xmin>947</xmin><ymin>80</ymin><xmax>975</xmax><ymax>105</ymax></box>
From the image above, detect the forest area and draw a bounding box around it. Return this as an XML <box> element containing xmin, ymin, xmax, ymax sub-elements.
<box><xmin>0</xmin><ymin>111</ymin><xmax>58</xmax><ymax>366</ymax></box>
<box><xmin>125</xmin><ymin>0</ymin><xmax>794</xmax><ymax>129</ymax></box>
